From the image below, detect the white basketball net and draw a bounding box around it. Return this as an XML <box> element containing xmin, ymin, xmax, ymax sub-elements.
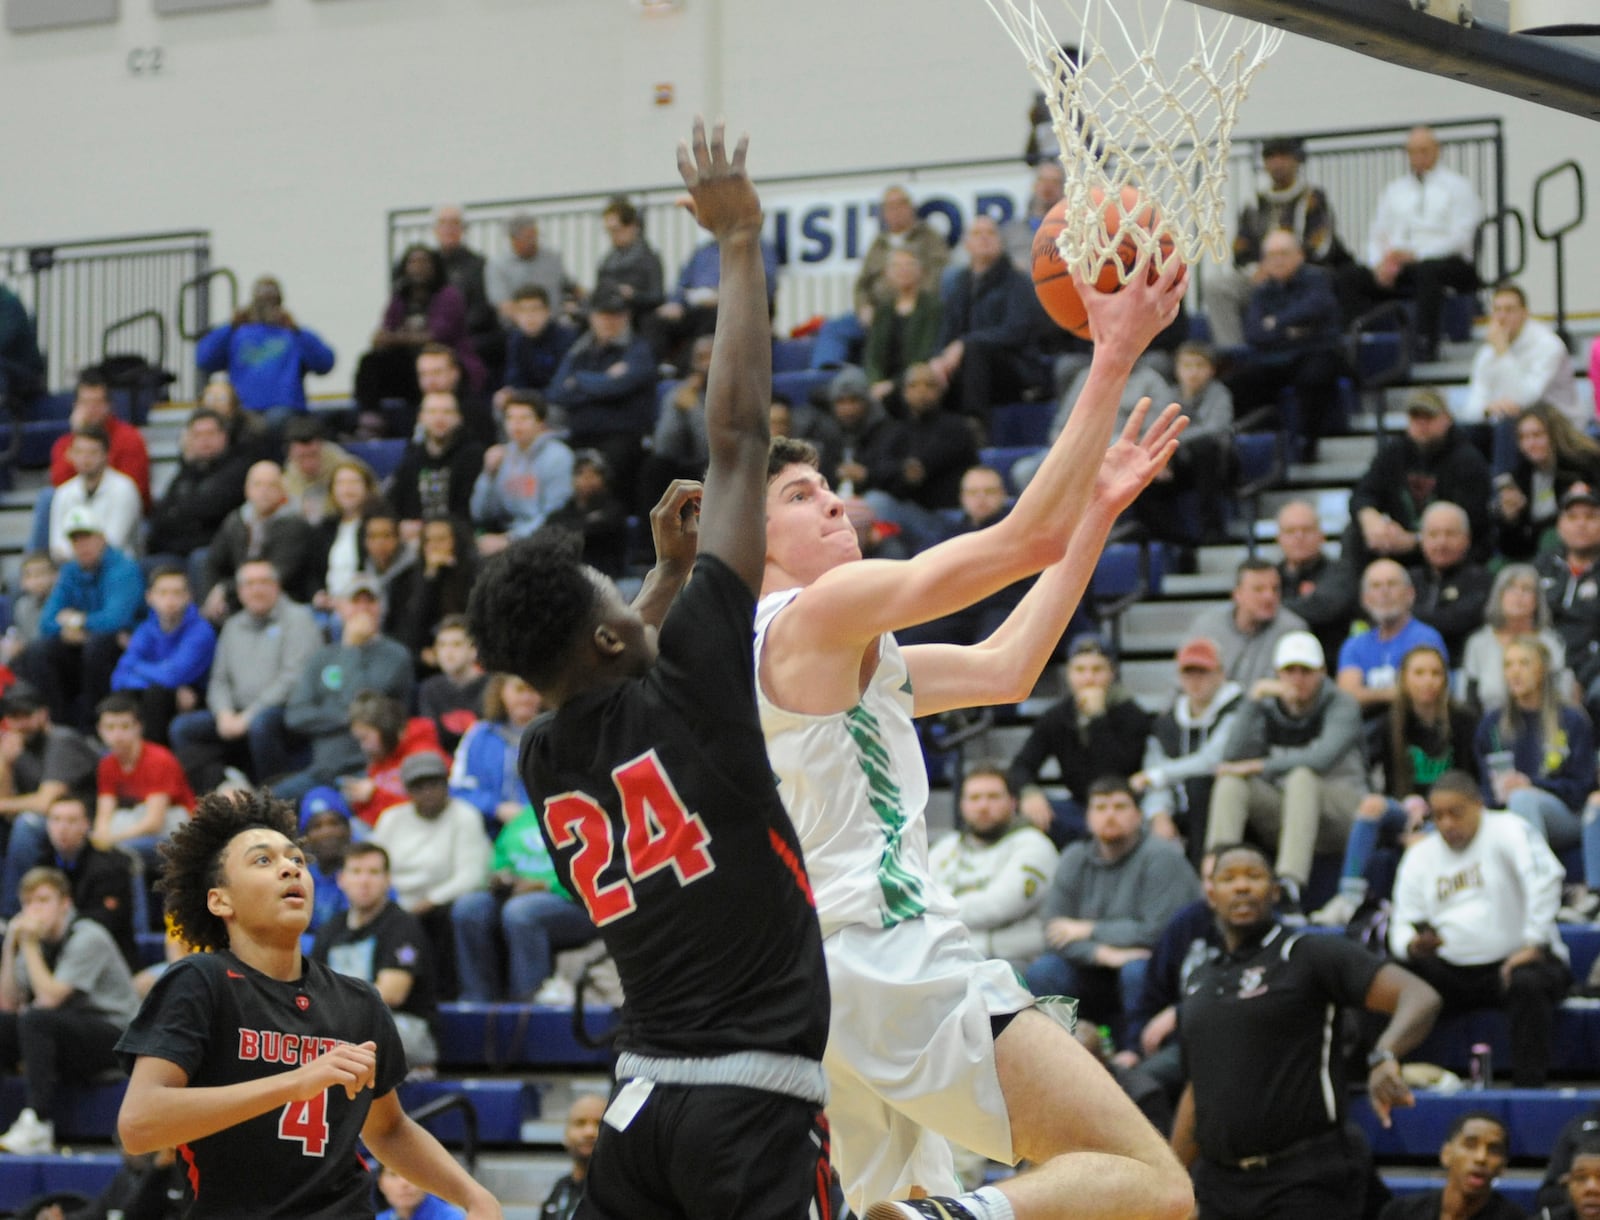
<box><xmin>984</xmin><ymin>0</ymin><xmax>1283</xmax><ymax>282</ymax></box>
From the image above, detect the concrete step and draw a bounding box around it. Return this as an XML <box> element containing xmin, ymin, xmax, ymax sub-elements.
<box><xmin>1123</xmin><ymin>599</ymin><xmax>1223</xmax><ymax>638</ymax></box>
<box><xmin>478</xmin><ymin>1151</ymin><xmax>573</xmax><ymax>1210</ymax></box>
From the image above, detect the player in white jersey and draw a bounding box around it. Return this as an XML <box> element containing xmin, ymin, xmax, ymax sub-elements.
<box><xmin>756</xmin><ymin>264</ymin><xmax>1195</xmax><ymax>1220</ymax></box>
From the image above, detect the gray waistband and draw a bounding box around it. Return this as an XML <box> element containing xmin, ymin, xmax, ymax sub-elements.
<box><xmin>614</xmin><ymin>1050</ymin><xmax>828</xmax><ymax>1106</ymax></box>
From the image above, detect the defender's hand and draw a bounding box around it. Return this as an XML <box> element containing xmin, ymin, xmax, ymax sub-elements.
<box><xmin>649</xmin><ymin>479</ymin><xmax>703</xmax><ymax>572</ymax></box>
<box><xmin>676</xmin><ymin>118</ymin><xmax>761</xmax><ymax>240</ymax></box>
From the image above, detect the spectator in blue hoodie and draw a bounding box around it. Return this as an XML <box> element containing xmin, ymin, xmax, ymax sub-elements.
<box><xmin>13</xmin><ymin>507</ymin><xmax>143</xmax><ymax>731</ymax></box>
<box><xmin>469</xmin><ymin>390</ymin><xmax>573</xmax><ymax>556</ymax></box>
<box><xmin>448</xmin><ymin>672</ymin><xmax>538</xmax><ymax>835</ymax></box>
<box><xmin>195</xmin><ymin>276</ymin><xmax>335</xmax><ymax>433</ymax></box>
<box><xmin>110</xmin><ymin>567</ymin><xmax>217</xmax><ymax>746</ymax></box>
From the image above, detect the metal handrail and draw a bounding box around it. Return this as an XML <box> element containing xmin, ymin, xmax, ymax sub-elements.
<box><xmin>178</xmin><ymin>267</ymin><xmax>238</xmax><ymax>342</ymax></box>
<box><xmin>102</xmin><ymin>308</ymin><xmax>167</xmax><ymax>370</ymax></box>
<box><xmin>1476</xmin><ymin>207</ymin><xmax>1527</xmax><ymax>284</ymax></box>
<box><xmin>407</xmin><ymin>1090</ymin><xmax>480</xmax><ymax>1173</ymax></box>
<box><xmin>1532</xmin><ymin>160</ymin><xmax>1585</xmax><ymax>350</ymax></box>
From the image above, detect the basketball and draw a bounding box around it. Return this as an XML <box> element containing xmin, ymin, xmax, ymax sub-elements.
<box><xmin>1031</xmin><ymin>187</ymin><xmax>1174</xmax><ymax>339</ymax></box>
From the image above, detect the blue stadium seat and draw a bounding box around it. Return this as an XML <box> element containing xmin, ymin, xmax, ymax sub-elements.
<box><xmin>772</xmin><ymin>338</ymin><xmax>815</xmax><ymax>374</ymax></box>
<box><xmin>988</xmin><ymin>401</ymin><xmax>1054</xmax><ymax>448</ymax></box>
<box><xmin>436</xmin><ymin>1002</ymin><xmax>617</xmax><ymax>1070</ymax></box>
<box><xmin>771</xmin><ymin>370</ymin><xmax>831</xmax><ymax>407</ymax></box>
<box><xmin>0</xmin><ymin>1154</ymin><xmax>121</xmax><ymax>1211</ymax></box>
<box><xmin>1440</xmin><ymin>292</ymin><xmax>1480</xmax><ymax>343</ymax></box>
<box><xmin>0</xmin><ymin>1079</ymin><xmax>125</xmax><ymax>1143</ymax></box>
<box><xmin>1354</xmin><ymin>1087</ymin><xmax>1599</xmax><ymax>1161</ymax></box>
<box><xmin>399</xmin><ymin>1078</ymin><xmax>540</xmax><ymax>1145</ymax></box>
<box><xmin>343</xmin><ymin>439</ymin><xmax>407</xmax><ymax>482</ymax></box>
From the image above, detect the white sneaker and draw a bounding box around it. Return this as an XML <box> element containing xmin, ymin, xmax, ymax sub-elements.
<box><xmin>0</xmin><ymin>1107</ymin><xmax>54</xmax><ymax>1154</ymax></box>
<box><xmin>533</xmin><ymin>976</ymin><xmax>575</xmax><ymax>1006</ymax></box>
<box><xmin>1310</xmin><ymin>892</ymin><xmax>1361</xmax><ymax>927</ymax></box>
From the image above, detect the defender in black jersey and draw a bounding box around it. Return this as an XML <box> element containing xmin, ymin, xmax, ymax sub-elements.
<box><xmin>468</xmin><ymin>120</ymin><xmax>832</xmax><ymax>1220</ymax></box>
<box><xmin>115</xmin><ymin>790</ymin><xmax>499</xmax><ymax>1220</ymax></box>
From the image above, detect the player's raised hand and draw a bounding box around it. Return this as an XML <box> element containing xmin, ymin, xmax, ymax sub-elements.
<box><xmin>676</xmin><ymin>117</ymin><xmax>761</xmax><ymax>240</ymax></box>
<box><xmin>649</xmin><ymin>478</ymin><xmax>703</xmax><ymax>572</ymax></box>
<box><xmin>1077</xmin><ymin>253</ymin><xmax>1188</xmax><ymax>366</ymax></box>
<box><xmin>296</xmin><ymin>1040</ymin><xmax>379</xmax><ymax>1102</ymax></box>
<box><xmin>1093</xmin><ymin>398</ymin><xmax>1187</xmax><ymax>515</ymax></box>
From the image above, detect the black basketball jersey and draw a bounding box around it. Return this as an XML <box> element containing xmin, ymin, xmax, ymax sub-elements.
<box><xmin>520</xmin><ymin>555</ymin><xmax>829</xmax><ymax>1062</ymax></box>
<box><xmin>116</xmin><ymin>950</ymin><xmax>408</xmax><ymax>1219</ymax></box>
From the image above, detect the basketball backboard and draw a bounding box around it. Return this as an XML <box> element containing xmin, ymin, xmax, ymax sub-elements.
<box><xmin>1183</xmin><ymin>0</ymin><xmax>1600</xmax><ymax>121</ymax></box>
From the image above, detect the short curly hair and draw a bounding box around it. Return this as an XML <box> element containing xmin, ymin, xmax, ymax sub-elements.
<box><xmin>158</xmin><ymin>789</ymin><xmax>300</xmax><ymax>952</ymax></box>
<box><xmin>467</xmin><ymin>530</ymin><xmax>600</xmax><ymax>692</ymax></box>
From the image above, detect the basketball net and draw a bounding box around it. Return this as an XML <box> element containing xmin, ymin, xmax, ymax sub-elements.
<box><xmin>984</xmin><ymin>0</ymin><xmax>1283</xmax><ymax>282</ymax></box>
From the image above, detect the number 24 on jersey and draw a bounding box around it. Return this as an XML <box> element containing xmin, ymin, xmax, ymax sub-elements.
<box><xmin>543</xmin><ymin>749</ymin><xmax>716</xmax><ymax>926</ymax></box>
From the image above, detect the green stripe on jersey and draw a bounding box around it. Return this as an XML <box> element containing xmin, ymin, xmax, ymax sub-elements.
<box><xmin>844</xmin><ymin>704</ymin><xmax>926</xmax><ymax>926</ymax></box>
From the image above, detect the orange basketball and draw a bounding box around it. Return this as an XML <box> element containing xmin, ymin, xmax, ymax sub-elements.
<box><xmin>1031</xmin><ymin>187</ymin><xmax>1174</xmax><ymax>339</ymax></box>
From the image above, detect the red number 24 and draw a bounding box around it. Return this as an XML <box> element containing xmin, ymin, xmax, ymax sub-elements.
<box><xmin>542</xmin><ymin>749</ymin><xmax>716</xmax><ymax>926</ymax></box>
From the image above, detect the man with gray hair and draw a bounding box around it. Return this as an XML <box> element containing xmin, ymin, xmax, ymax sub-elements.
<box><xmin>487</xmin><ymin>214</ymin><xmax>575</xmax><ymax>322</ymax></box>
<box><xmin>1275</xmin><ymin>499</ymin><xmax>1358</xmax><ymax>663</ymax></box>
<box><xmin>1207</xmin><ymin>630</ymin><xmax>1366</xmax><ymax>916</ymax></box>
<box><xmin>1336</xmin><ymin>558</ymin><xmax>1447</xmax><ymax>714</ymax></box>
<box><xmin>1409</xmin><ymin>500</ymin><xmax>1492</xmax><ymax>663</ymax></box>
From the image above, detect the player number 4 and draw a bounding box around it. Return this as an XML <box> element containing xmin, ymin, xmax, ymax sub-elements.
<box><xmin>543</xmin><ymin>749</ymin><xmax>715</xmax><ymax>926</ymax></box>
<box><xmin>279</xmin><ymin>1091</ymin><xmax>330</xmax><ymax>1157</ymax></box>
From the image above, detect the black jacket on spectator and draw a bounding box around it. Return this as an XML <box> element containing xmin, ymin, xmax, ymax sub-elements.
<box><xmin>1347</xmin><ymin>427</ymin><xmax>1493</xmax><ymax>563</ymax></box>
<box><xmin>203</xmin><ymin>508</ymin><xmax>319</xmax><ymax>607</ymax></box>
<box><xmin>145</xmin><ymin>451</ymin><xmax>250</xmax><ymax>558</ymax></box>
<box><xmin>1279</xmin><ymin>552</ymin><xmax>1360</xmax><ymax>665</ymax></box>
<box><xmin>23</xmin><ymin>841</ymin><xmax>138</xmax><ymax>971</ymax></box>
<box><xmin>937</xmin><ymin>258</ymin><xmax>1051</xmax><ymax>355</ymax></box>
<box><xmin>866</xmin><ymin>409</ymin><xmax>980</xmax><ymax>511</ymax></box>
<box><xmin>1243</xmin><ymin>264</ymin><xmax>1341</xmax><ymax>358</ymax></box>
<box><xmin>1409</xmin><ymin>559</ymin><xmax>1492</xmax><ymax>665</ymax></box>
<box><xmin>1536</xmin><ymin>549</ymin><xmax>1600</xmax><ymax>688</ymax></box>
<box><xmin>543</xmin><ymin>494</ymin><xmax>629</xmax><ymax>579</ymax></box>
<box><xmin>1494</xmin><ymin>453</ymin><xmax>1600</xmax><ymax>561</ymax></box>
<box><xmin>390</xmin><ymin>430</ymin><xmax>486</xmax><ymax>524</ymax></box>
<box><xmin>1006</xmin><ymin>693</ymin><xmax>1154</xmax><ymax>807</ymax></box>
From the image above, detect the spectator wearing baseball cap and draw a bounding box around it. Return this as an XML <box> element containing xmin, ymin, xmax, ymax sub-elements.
<box><xmin>12</xmin><ymin>506</ymin><xmax>142</xmax><ymax>733</ymax></box>
<box><xmin>1132</xmin><ymin>637</ymin><xmax>1247</xmax><ymax>866</ymax></box>
<box><xmin>1346</xmin><ymin>387</ymin><xmax>1493</xmax><ymax>569</ymax></box>
<box><xmin>1535</xmin><ymin>481</ymin><xmax>1600</xmax><ymax>715</ymax></box>
<box><xmin>1205</xmin><ymin>133</ymin><xmax>1348</xmax><ymax>347</ymax></box>
<box><xmin>1206</xmin><ymin>630</ymin><xmax>1366</xmax><ymax>917</ymax></box>
<box><xmin>370</xmin><ymin>745</ymin><xmax>492</xmax><ymax>997</ymax></box>
<box><xmin>547</xmin><ymin>271</ymin><xmax>659</xmax><ymax>495</ymax></box>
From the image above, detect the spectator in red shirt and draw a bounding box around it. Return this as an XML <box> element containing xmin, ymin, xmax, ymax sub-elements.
<box><xmin>47</xmin><ymin>371</ymin><xmax>151</xmax><ymax>505</ymax></box>
<box><xmin>28</xmin><ymin>370</ymin><xmax>155</xmax><ymax>560</ymax></box>
<box><xmin>92</xmin><ymin>692</ymin><xmax>194</xmax><ymax>879</ymax></box>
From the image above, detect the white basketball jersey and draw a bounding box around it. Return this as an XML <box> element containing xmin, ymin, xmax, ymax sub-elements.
<box><xmin>754</xmin><ymin>587</ymin><xmax>955</xmax><ymax>939</ymax></box>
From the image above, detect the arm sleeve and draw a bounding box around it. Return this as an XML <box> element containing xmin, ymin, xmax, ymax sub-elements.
<box><xmin>1512</xmin><ymin>819</ymin><xmax>1566</xmax><ymax>948</ymax></box>
<box><xmin>82</xmin><ymin>560</ymin><xmax>145</xmax><ymax>635</ymax></box>
<box><xmin>1149</xmin><ymin>705</ymin><xmax>1241</xmax><ymax>790</ymax></box>
<box><xmin>1388</xmin><ymin>847</ymin><xmax>1428</xmax><ymax>959</ymax></box>
<box><xmin>1536</xmin><ymin>709</ymin><xmax>1596</xmax><ymax>810</ymax></box>
<box><xmin>283</xmin><ymin>655</ymin><xmax>344</xmax><ymax>736</ymax></box>
<box><xmin>296</xmin><ymin>329</ymin><xmax>337</xmax><ymax>376</ymax></box>
<box><xmin>1039</xmin><ymin>848</ymin><xmax>1082</xmax><ymax>923</ymax></box>
<box><xmin>1219</xmin><ymin>700</ymin><xmax>1268</xmax><ymax>763</ymax></box>
<box><xmin>251</xmin><ymin>614</ymin><xmax>324</xmax><ymax>713</ymax></box>
<box><xmin>1007</xmin><ymin>703</ymin><xmax>1070</xmax><ymax>792</ymax></box>
<box><xmin>194</xmin><ymin>326</ymin><xmax>232</xmax><ymax>375</ymax></box>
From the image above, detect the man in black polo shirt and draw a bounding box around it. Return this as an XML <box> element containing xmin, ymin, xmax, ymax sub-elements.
<box><xmin>310</xmin><ymin>842</ymin><xmax>439</xmax><ymax>1074</ymax></box>
<box><xmin>1171</xmin><ymin>841</ymin><xmax>1441</xmax><ymax>1220</ymax></box>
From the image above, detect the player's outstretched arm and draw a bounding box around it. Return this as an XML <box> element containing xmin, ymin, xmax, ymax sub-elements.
<box><xmin>777</xmin><ymin>265</ymin><xmax>1186</xmax><ymax>661</ymax></box>
<box><xmin>904</xmin><ymin>401</ymin><xmax>1186</xmax><ymax>715</ymax></box>
<box><xmin>363</xmin><ymin>1091</ymin><xmax>503</xmax><ymax>1218</ymax></box>
<box><xmin>118</xmin><ymin>1041</ymin><xmax>378</xmax><ymax>1154</ymax></box>
<box><xmin>675</xmin><ymin>116</ymin><xmax>772</xmax><ymax>594</ymax></box>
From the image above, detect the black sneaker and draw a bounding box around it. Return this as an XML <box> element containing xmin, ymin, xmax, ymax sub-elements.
<box><xmin>864</xmin><ymin>1201</ymin><xmax>982</xmax><ymax>1220</ymax></box>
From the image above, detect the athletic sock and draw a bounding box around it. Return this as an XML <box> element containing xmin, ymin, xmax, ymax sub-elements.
<box><xmin>964</xmin><ymin>1186</ymin><xmax>1016</xmax><ymax>1220</ymax></box>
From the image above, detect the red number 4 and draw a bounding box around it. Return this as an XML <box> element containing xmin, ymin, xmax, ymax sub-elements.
<box><xmin>543</xmin><ymin>749</ymin><xmax>716</xmax><ymax>926</ymax></box>
<box><xmin>279</xmin><ymin>1091</ymin><xmax>330</xmax><ymax>1156</ymax></box>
